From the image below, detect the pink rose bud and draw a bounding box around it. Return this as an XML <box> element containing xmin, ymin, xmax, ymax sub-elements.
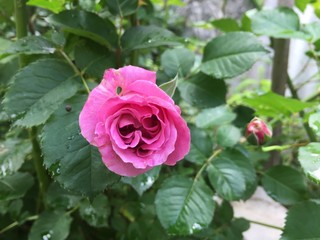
<box><xmin>79</xmin><ymin>66</ymin><xmax>190</xmax><ymax>177</ymax></box>
<box><xmin>246</xmin><ymin>117</ymin><xmax>272</xmax><ymax>145</ymax></box>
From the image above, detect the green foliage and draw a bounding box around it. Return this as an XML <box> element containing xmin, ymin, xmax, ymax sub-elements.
<box><xmin>47</xmin><ymin>10</ymin><xmax>118</xmax><ymax>50</ymax></box>
<box><xmin>211</xmin><ymin>18</ymin><xmax>241</xmax><ymax>32</ymax></box>
<box><xmin>0</xmin><ymin>139</ymin><xmax>31</xmax><ymax>177</ymax></box>
<box><xmin>178</xmin><ymin>73</ymin><xmax>227</xmax><ymax>108</ymax></box>
<box><xmin>0</xmin><ymin>36</ymin><xmax>56</xmax><ymax>58</ymax></box>
<box><xmin>79</xmin><ymin>194</ymin><xmax>110</xmax><ymax>227</ymax></box>
<box><xmin>262</xmin><ymin>166</ymin><xmax>308</xmax><ymax>205</ymax></box>
<box><xmin>159</xmin><ymin>74</ymin><xmax>178</xmax><ymax>97</ymax></box>
<box><xmin>27</xmin><ymin>0</ymin><xmax>66</xmax><ymax>13</ymax></box>
<box><xmin>3</xmin><ymin>59</ymin><xmax>81</xmax><ymax>127</ymax></box>
<box><xmin>195</xmin><ymin>105</ymin><xmax>236</xmax><ymax>128</ymax></box>
<box><xmin>160</xmin><ymin>48</ymin><xmax>195</xmax><ymax>77</ymax></box>
<box><xmin>122</xmin><ymin>167</ymin><xmax>161</xmax><ymax>196</ymax></box>
<box><xmin>207</xmin><ymin>149</ymin><xmax>256</xmax><ymax>201</ymax></box>
<box><xmin>105</xmin><ymin>0</ymin><xmax>139</xmax><ymax>16</ymax></box>
<box><xmin>200</xmin><ymin>32</ymin><xmax>267</xmax><ymax>78</ymax></box>
<box><xmin>251</xmin><ymin>7</ymin><xmax>304</xmax><ymax>39</ymax></box>
<box><xmin>28</xmin><ymin>211</ymin><xmax>72</xmax><ymax>240</ymax></box>
<box><xmin>155</xmin><ymin>176</ymin><xmax>215</xmax><ymax>235</ymax></box>
<box><xmin>243</xmin><ymin>92</ymin><xmax>315</xmax><ymax>117</ymax></box>
<box><xmin>298</xmin><ymin>143</ymin><xmax>320</xmax><ymax>183</ymax></box>
<box><xmin>185</xmin><ymin>125</ymin><xmax>213</xmax><ymax>165</ymax></box>
<box><xmin>0</xmin><ymin>172</ymin><xmax>34</xmax><ymax>201</ymax></box>
<box><xmin>282</xmin><ymin>201</ymin><xmax>320</xmax><ymax>239</ymax></box>
<box><xmin>121</xmin><ymin>26</ymin><xmax>182</xmax><ymax>52</ymax></box>
<box><xmin>41</xmin><ymin>95</ymin><xmax>120</xmax><ymax>197</ymax></box>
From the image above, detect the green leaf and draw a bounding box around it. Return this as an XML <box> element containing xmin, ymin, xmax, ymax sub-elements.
<box><xmin>298</xmin><ymin>143</ymin><xmax>320</xmax><ymax>183</ymax></box>
<box><xmin>178</xmin><ymin>72</ymin><xmax>227</xmax><ymax>108</ymax></box>
<box><xmin>45</xmin><ymin>183</ymin><xmax>81</xmax><ymax>210</ymax></box>
<box><xmin>121</xmin><ymin>26</ymin><xmax>182</xmax><ymax>52</ymax></box>
<box><xmin>216</xmin><ymin>125</ymin><xmax>241</xmax><ymax>148</ymax></box>
<box><xmin>309</xmin><ymin>112</ymin><xmax>320</xmax><ymax>137</ymax></box>
<box><xmin>106</xmin><ymin>0</ymin><xmax>139</xmax><ymax>16</ymax></box>
<box><xmin>295</xmin><ymin>0</ymin><xmax>311</xmax><ymax>12</ymax></box>
<box><xmin>0</xmin><ymin>139</ymin><xmax>32</xmax><ymax>177</ymax></box>
<box><xmin>223</xmin><ymin>149</ymin><xmax>257</xmax><ymax>199</ymax></box>
<box><xmin>0</xmin><ymin>36</ymin><xmax>56</xmax><ymax>58</ymax></box>
<box><xmin>241</xmin><ymin>9</ymin><xmax>257</xmax><ymax>32</ymax></box>
<box><xmin>155</xmin><ymin>176</ymin><xmax>215</xmax><ymax>235</ymax></box>
<box><xmin>195</xmin><ymin>105</ymin><xmax>236</xmax><ymax>128</ymax></box>
<box><xmin>0</xmin><ymin>172</ymin><xmax>34</xmax><ymax>201</ymax></box>
<box><xmin>282</xmin><ymin>201</ymin><xmax>320</xmax><ymax>240</ymax></box>
<box><xmin>74</xmin><ymin>39</ymin><xmax>116</xmax><ymax>79</ymax></box>
<box><xmin>200</xmin><ymin>32</ymin><xmax>267</xmax><ymax>79</ymax></box>
<box><xmin>207</xmin><ymin>149</ymin><xmax>256</xmax><ymax>201</ymax></box>
<box><xmin>3</xmin><ymin>59</ymin><xmax>81</xmax><ymax>127</ymax></box>
<box><xmin>243</xmin><ymin>92</ymin><xmax>315</xmax><ymax>117</ymax></box>
<box><xmin>211</xmin><ymin>18</ymin><xmax>240</xmax><ymax>32</ymax></box>
<box><xmin>28</xmin><ymin>211</ymin><xmax>72</xmax><ymax>240</ymax></box>
<box><xmin>262</xmin><ymin>166</ymin><xmax>308</xmax><ymax>205</ymax></box>
<box><xmin>226</xmin><ymin>218</ymin><xmax>250</xmax><ymax>239</ymax></box>
<box><xmin>159</xmin><ymin>75</ymin><xmax>178</xmax><ymax>97</ymax></box>
<box><xmin>122</xmin><ymin>166</ymin><xmax>161</xmax><ymax>196</ymax></box>
<box><xmin>27</xmin><ymin>0</ymin><xmax>65</xmax><ymax>13</ymax></box>
<box><xmin>160</xmin><ymin>48</ymin><xmax>195</xmax><ymax>78</ymax></box>
<box><xmin>79</xmin><ymin>194</ymin><xmax>110</xmax><ymax>228</ymax></box>
<box><xmin>185</xmin><ymin>125</ymin><xmax>213</xmax><ymax>165</ymax></box>
<box><xmin>251</xmin><ymin>7</ymin><xmax>307</xmax><ymax>39</ymax></box>
<box><xmin>0</xmin><ymin>55</ymin><xmax>18</xmax><ymax>87</ymax></box>
<box><xmin>302</xmin><ymin>22</ymin><xmax>320</xmax><ymax>42</ymax></box>
<box><xmin>47</xmin><ymin>10</ymin><xmax>118</xmax><ymax>50</ymax></box>
<box><xmin>41</xmin><ymin>95</ymin><xmax>120</xmax><ymax>197</ymax></box>
<box><xmin>151</xmin><ymin>0</ymin><xmax>185</xmax><ymax>6</ymax></box>
<box><xmin>207</xmin><ymin>158</ymin><xmax>246</xmax><ymax>201</ymax></box>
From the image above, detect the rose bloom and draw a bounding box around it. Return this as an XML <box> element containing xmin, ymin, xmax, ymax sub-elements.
<box><xmin>246</xmin><ymin>117</ymin><xmax>272</xmax><ymax>145</ymax></box>
<box><xmin>79</xmin><ymin>66</ymin><xmax>190</xmax><ymax>177</ymax></box>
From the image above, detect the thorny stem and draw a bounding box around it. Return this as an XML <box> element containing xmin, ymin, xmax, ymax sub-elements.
<box><xmin>0</xmin><ymin>215</ymin><xmax>38</xmax><ymax>235</ymax></box>
<box><xmin>59</xmin><ymin>49</ymin><xmax>90</xmax><ymax>94</ymax></box>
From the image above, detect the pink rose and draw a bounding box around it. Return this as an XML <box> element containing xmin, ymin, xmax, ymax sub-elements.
<box><xmin>246</xmin><ymin>117</ymin><xmax>272</xmax><ymax>145</ymax></box>
<box><xmin>79</xmin><ymin>66</ymin><xmax>190</xmax><ymax>177</ymax></box>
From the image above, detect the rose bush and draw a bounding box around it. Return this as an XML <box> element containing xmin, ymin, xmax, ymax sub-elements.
<box><xmin>79</xmin><ymin>66</ymin><xmax>190</xmax><ymax>176</ymax></box>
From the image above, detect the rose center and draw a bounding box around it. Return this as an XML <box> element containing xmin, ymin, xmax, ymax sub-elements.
<box><xmin>117</xmin><ymin>114</ymin><xmax>161</xmax><ymax>152</ymax></box>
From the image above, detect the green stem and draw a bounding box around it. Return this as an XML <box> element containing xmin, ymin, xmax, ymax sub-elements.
<box><xmin>287</xmin><ymin>76</ymin><xmax>317</xmax><ymax>142</ymax></box>
<box><xmin>14</xmin><ymin>0</ymin><xmax>49</xmax><ymax>210</ymax></box>
<box><xmin>0</xmin><ymin>215</ymin><xmax>38</xmax><ymax>234</ymax></box>
<box><xmin>66</xmin><ymin>205</ymin><xmax>80</xmax><ymax>215</ymax></box>
<box><xmin>29</xmin><ymin>127</ymin><xmax>49</xmax><ymax>210</ymax></box>
<box><xmin>59</xmin><ymin>49</ymin><xmax>90</xmax><ymax>94</ymax></box>
<box><xmin>306</xmin><ymin>90</ymin><xmax>320</xmax><ymax>102</ymax></box>
<box><xmin>14</xmin><ymin>0</ymin><xmax>28</xmax><ymax>67</ymax></box>
<box><xmin>194</xmin><ymin>149</ymin><xmax>222</xmax><ymax>181</ymax></box>
<box><xmin>248</xmin><ymin>219</ymin><xmax>283</xmax><ymax>231</ymax></box>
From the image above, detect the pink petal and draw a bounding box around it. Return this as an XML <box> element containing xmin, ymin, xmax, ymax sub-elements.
<box><xmin>165</xmin><ymin>115</ymin><xmax>191</xmax><ymax>166</ymax></box>
<box><xmin>99</xmin><ymin>142</ymin><xmax>151</xmax><ymax>177</ymax></box>
<box><xmin>79</xmin><ymin>87</ymin><xmax>110</xmax><ymax>146</ymax></box>
<box><xmin>127</xmin><ymin>80</ymin><xmax>175</xmax><ymax>104</ymax></box>
<box><xmin>102</xmin><ymin>66</ymin><xmax>156</xmax><ymax>96</ymax></box>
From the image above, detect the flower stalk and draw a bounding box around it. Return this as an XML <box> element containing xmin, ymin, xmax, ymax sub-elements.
<box><xmin>14</xmin><ymin>0</ymin><xmax>49</xmax><ymax>209</ymax></box>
